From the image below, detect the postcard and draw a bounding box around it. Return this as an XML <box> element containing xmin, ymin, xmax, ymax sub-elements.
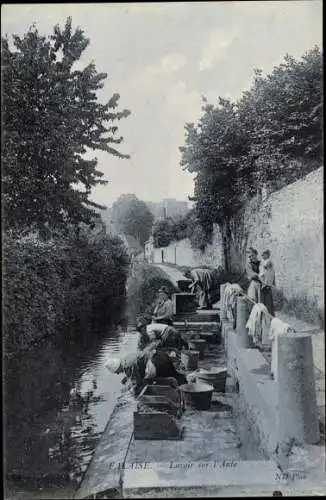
<box><xmin>2</xmin><ymin>2</ymin><xmax>324</xmax><ymax>498</ymax></box>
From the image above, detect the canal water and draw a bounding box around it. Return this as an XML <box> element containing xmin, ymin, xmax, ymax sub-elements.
<box><xmin>4</xmin><ymin>323</ymin><xmax>139</xmax><ymax>499</ymax></box>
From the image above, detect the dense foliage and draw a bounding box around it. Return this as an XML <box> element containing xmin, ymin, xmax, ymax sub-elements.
<box><xmin>180</xmin><ymin>47</ymin><xmax>322</xmax><ymax>265</ymax></box>
<box><xmin>152</xmin><ymin>217</ymin><xmax>175</xmax><ymax>248</ymax></box>
<box><xmin>110</xmin><ymin>193</ymin><xmax>154</xmax><ymax>246</ymax></box>
<box><xmin>2</xmin><ymin>17</ymin><xmax>130</xmax><ymax>238</ymax></box>
<box><xmin>3</xmin><ymin>228</ymin><xmax>130</xmax><ymax>352</ymax></box>
<box><xmin>152</xmin><ymin>208</ymin><xmax>211</xmax><ymax>252</ymax></box>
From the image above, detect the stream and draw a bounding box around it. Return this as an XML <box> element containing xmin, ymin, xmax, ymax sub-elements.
<box><xmin>4</xmin><ymin>323</ymin><xmax>139</xmax><ymax>499</ymax></box>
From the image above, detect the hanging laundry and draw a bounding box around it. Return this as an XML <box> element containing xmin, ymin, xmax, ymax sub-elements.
<box><xmin>269</xmin><ymin>317</ymin><xmax>296</xmax><ymax>381</ymax></box>
<box><xmin>223</xmin><ymin>283</ymin><xmax>243</xmax><ymax>321</ymax></box>
<box><xmin>146</xmin><ymin>322</ymin><xmax>167</xmax><ymax>339</ymax></box>
<box><xmin>246</xmin><ymin>303</ymin><xmax>271</xmax><ymax>345</ymax></box>
<box><xmin>220</xmin><ymin>282</ymin><xmax>231</xmax><ymax>316</ymax></box>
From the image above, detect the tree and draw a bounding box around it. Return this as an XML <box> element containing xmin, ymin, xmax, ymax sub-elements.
<box><xmin>237</xmin><ymin>46</ymin><xmax>322</xmax><ymax>186</ymax></box>
<box><xmin>152</xmin><ymin>218</ymin><xmax>175</xmax><ymax>248</ymax></box>
<box><xmin>2</xmin><ymin>17</ymin><xmax>131</xmax><ymax>238</ymax></box>
<box><xmin>180</xmin><ymin>46</ymin><xmax>322</xmax><ymax>269</ymax></box>
<box><xmin>180</xmin><ymin>97</ymin><xmax>252</xmax><ymax>268</ymax></box>
<box><xmin>110</xmin><ymin>194</ymin><xmax>154</xmax><ymax>246</ymax></box>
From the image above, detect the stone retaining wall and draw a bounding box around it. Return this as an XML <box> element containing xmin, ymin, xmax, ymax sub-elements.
<box><xmin>224</xmin><ymin>323</ymin><xmax>279</xmax><ymax>457</ymax></box>
<box><xmin>229</xmin><ymin>167</ymin><xmax>324</xmax><ymax>326</ymax></box>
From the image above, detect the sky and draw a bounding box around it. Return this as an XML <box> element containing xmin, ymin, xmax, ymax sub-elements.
<box><xmin>2</xmin><ymin>1</ymin><xmax>322</xmax><ymax>208</ymax></box>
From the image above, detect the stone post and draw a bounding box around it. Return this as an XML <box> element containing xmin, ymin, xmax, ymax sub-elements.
<box><xmin>222</xmin><ymin>320</ymin><xmax>234</xmax><ymax>354</ymax></box>
<box><xmin>235</xmin><ymin>296</ymin><xmax>251</xmax><ymax>348</ymax></box>
<box><xmin>220</xmin><ymin>284</ymin><xmax>228</xmax><ymax>321</ymax></box>
<box><xmin>277</xmin><ymin>333</ymin><xmax>320</xmax><ymax>445</ymax></box>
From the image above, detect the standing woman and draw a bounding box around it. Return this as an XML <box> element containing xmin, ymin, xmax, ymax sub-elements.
<box><xmin>259</xmin><ymin>249</ymin><xmax>275</xmax><ymax>316</ymax></box>
<box><xmin>246</xmin><ymin>247</ymin><xmax>262</xmax><ymax>303</ymax></box>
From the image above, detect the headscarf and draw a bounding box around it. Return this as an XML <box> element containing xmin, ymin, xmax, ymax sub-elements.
<box><xmin>105</xmin><ymin>357</ymin><xmax>122</xmax><ymax>374</ymax></box>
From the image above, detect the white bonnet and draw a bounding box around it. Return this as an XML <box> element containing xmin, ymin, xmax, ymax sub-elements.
<box><xmin>105</xmin><ymin>357</ymin><xmax>122</xmax><ymax>373</ymax></box>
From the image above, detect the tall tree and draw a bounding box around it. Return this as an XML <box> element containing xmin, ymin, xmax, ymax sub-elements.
<box><xmin>2</xmin><ymin>18</ymin><xmax>131</xmax><ymax>238</ymax></box>
<box><xmin>110</xmin><ymin>194</ymin><xmax>154</xmax><ymax>246</ymax></box>
<box><xmin>180</xmin><ymin>46</ymin><xmax>322</xmax><ymax>269</ymax></box>
<box><xmin>237</xmin><ymin>46</ymin><xmax>322</xmax><ymax>187</ymax></box>
<box><xmin>180</xmin><ymin>98</ymin><xmax>251</xmax><ymax>268</ymax></box>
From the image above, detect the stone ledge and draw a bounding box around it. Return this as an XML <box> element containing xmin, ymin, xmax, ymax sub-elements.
<box><xmin>75</xmin><ymin>393</ymin><xmax>136</xmax><ymax>499</ymax></box>
<box><xmin>122</xmin><ymin>459</ymin><xmax>326</xmax><ymax>498</ymax></box>
<box><xmin>228</xmin><ymin>330</ymin><xmax>278</xmax><ymax>411</ymax></box>
<box><xmin>122</xmin><ymin>460</ymin><xmax>280</xmax><ymax>491</ymax></box>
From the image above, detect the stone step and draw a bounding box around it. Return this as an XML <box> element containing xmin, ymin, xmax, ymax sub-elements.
<box><xmin>174</xmin><ymin>311</ymin><xmax>220</xmax><ymax>323</ymax></box>
<box><xmin>173</xmin><ymin>322</ymin><xmax>219</xmax><ymax>333</ymax></box>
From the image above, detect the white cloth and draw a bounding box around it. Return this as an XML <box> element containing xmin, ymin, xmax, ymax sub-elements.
<box><xmin>145</xmin><ymin>358</ymin><xmax>157</xmax><ymax>378</ymax></box>
<box><xmin>269</xmin><ymin>317</ymin><xmax>296</xmax><ymax>381</ymax></box>
<box><xmin>146</xmin><ymin>323</ymin><xmax>168</xmax><ymax>340</ymax></box>
<box><xmin>220</xmin><ymin>282</ymin><xmax>231</xmax><ymax>317</ymax></box>
<box><xmin>223</xmin><ymin>283</ymin><xmax>243</xmax><ymax>320</ymax></box>
<box><xmin>105</xmin><ymin>357</ymin><xmax>122</xmax><ymax>373</ymax></box>
<box><xmin>246</xmin><ymin>303</ymin><xmax>270</xmax><ymax>345</ymax></box>
<box><xmin>259</xmin><ymin>258</ymin><xmax>275</xmax><ymax>288</ymax></box>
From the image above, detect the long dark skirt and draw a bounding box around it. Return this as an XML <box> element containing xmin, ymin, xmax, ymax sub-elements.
<box><xmin>261</xmin><ymin>286</ymin><xmax>275</xmax><ymax>316</ymax></box>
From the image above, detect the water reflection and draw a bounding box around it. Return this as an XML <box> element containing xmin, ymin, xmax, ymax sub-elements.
<box><xmin>4</xmin><ymin>323</ymin><xmax>139</xmax><ymax>497</ymax></box>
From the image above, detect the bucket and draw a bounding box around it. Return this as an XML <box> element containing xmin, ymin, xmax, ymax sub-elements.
<box><xmin>179</xmin><ymin>382</ymin><xmax>214</xmax><ymax>410</ymax></box>
<box><xmin>181</xmin><ymin>350</ymin><xmax>199</xmax><ymax>371</ymax></box>
<box><xmin>196</xmin><ymin>368</ymin><xmax>227</xmax><ymax>392</ymax></box>
<box><xmin>188</xmin><ymin>339</ymin><xmax>207</xmax><ymax>360</ymax></box>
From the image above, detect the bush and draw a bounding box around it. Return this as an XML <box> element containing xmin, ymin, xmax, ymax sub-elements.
<box><xmin>152</xmin><ymin>218</ymin><xmax>175</xmax><ymax>248</ymax></box>
<box><xmin>2</xmin><ymin>230</ymin><xmax>130</xmax><ymax>353</ymax></box>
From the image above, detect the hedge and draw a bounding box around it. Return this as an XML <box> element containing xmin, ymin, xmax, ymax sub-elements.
<box><xmin>3</xmin><ymin>230</ymin><xmax>130</xmax><ymax>353</ymax></box>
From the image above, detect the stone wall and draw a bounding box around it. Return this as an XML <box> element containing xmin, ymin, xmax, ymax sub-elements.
<box><xmin>151</xmin><ymin>168</ymin><xmax>323</xmax><ymax>325</ymax></box>
<box><xmin>229</xmin><ymin>167</ymin><xmax>324</xmax><ymax>325</ymax></box>
<box><xmin>225</xmin><ymin>323</ymin><xmax>278</xmax><ymax>457</ymax></box>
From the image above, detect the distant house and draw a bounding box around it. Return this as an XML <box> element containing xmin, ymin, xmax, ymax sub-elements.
<box><xmin>146</xmin><ymin>199</ymin><xmax>189</xmax><ymax>221</ymax></box>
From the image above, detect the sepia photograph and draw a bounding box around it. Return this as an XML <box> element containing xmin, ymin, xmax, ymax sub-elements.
<box><xmin>2</xmin><ymin>1</ymin><xmax>324</xmax><ymax>498</ymax></box>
